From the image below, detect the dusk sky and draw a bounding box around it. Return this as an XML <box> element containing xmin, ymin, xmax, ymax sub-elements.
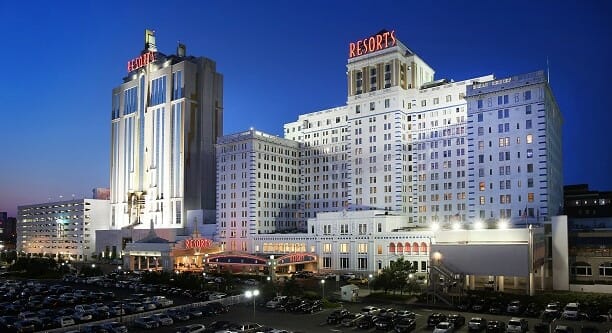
<box><xmin>1</xmin><ymin>1</ymin><xmax>610</xmax><ymax>217</ymax></box>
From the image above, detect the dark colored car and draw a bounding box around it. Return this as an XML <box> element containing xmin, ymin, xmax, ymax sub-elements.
<box><xmin>488</xmin><ymin>302</ymin><xmax>505</xmax><ymax>314</ymax></box>
<box><xmin>394</xmin><ymin>317</ymin><xmax>416</xmax><ymax>332</ymax></box>
<box><xmin>523</xmin><ymin>303</ymin><xmax>541</xmax><ymax>317</ymax></box>
<box><xmin>327</xmin><ymin>308</ymin><xmax>350</xmax><ymax>324</ymax></box>
<box><xmin>447</xmin><ymin>314</ymin><xmax>466</xmax><ymax>328</ymax></box>
<box><xmin>486</xmin><ymin>320</ymin><xmax>506</xmax><ymax>333</ymax></box>
<box><xmin>357</xmin><ymin>314</ymin><xmax>376</xmax><ymax>329</ymax></box>
<box><xmin>428</xmin><ymin>313</ymin><xmax>447</xmax><ymax>328</ymax></box>
<box><xmin>375</xmin><ymin>316</ymin><xmax>396</xmax><ymax>331</ymax></box>
<box><xmin>472</xmin><ymin>299</ymin><xmax>487</xmax><ymax>312</ymax></box>
<box><xmin>203</xmin><ymin>320</ymin><xmax>232</xmax><ymax>333</ymax></box>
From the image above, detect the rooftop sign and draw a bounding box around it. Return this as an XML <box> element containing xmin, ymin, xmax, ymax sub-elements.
<box><xmin>127</xmin><ymin>51</ymin><xmax>156</xmax><ymax>72</ymax></box>
<box><xmin>349</xmin><ymin>30</ymin><xmax>397</xmax><ymax>58</ymax></box>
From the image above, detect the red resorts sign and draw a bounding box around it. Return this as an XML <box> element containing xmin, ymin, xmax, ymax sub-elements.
<box><xmin>185</xmin><ymin>238</ymin><xmax>213</xmax><ymax>249</ymax></box>
<box><xmin>127</xmin><ymin>51</ymin><xmax>156</xmax><ymax>72</ymax></box>
<box><xmin>349</xmin><ymin>30</ymin><xmax>397</xmax><ymax>58</ymax></box>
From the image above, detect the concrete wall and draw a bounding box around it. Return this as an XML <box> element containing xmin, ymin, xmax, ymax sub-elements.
<box><xmin>432</xmin><ymin>243</ymin><xmax>529</xmax><ymax>276</ymax></box>
<box><xmin>569</xmin><ymin>284</ymin><xmax>612</xmax><ymax>294</ymax></box>
<box><xmin>552</xmin><ymin>215</ymin><xmax>569</xmax><ymax>290</ymax></box>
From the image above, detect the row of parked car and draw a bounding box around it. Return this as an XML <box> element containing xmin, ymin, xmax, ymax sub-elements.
<box><xmin>326</xmin><ymin>306</ymin><xmax>417</xmax><ymax>332</ymax></box>
<box><xmin>460</xmin><ymin>298</ymin><xmax>612</xmax><ymax>322</ymax></box>
<box><xmin>264</xmin><ymin>296</ymin><xmax>323</xmax><ymax>314</ymax></box>
<box><xmin>133</xmin><ymin>302</ymin><xmax>229</xmax><ymax>330</ymax></box>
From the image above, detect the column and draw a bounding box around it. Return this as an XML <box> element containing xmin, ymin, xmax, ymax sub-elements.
<box><xmin>497</xmin><ymin>276</ymin><xmax>505</xmax><ymax>292</ymax></box>
<box><xmin>513</xmin><ymin>277</ymin><xmax>519</xmax><ymax>289</ymax></box>
<box><xmin>469</xmin><ymin>275</ymin><xmax>475</xmax><ymax>290</ymax></box>
<box><xmin>146</xmin><ymin>256</ymin><xmax>150</xmax><ymax>270</ymax></box>
<box><xmin>529</xmin><ymin>272</ymin><xmax>535</xmax><ymax>296</ymax></box>
<box><xmin>137</xmin><ymin>256</ymin><xmax>142</xmax><ymax>270</ymax></box>
<box><xmin>540</xmin><ymin>264</ymin><xmax>545</xmax><ymax>290</ymax></box>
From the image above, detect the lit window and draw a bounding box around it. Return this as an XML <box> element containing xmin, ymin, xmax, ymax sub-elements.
<box><xmin>526</xmin><ymin>134</ymin><xmax>533</xmax><ymax>144</ymax></box>
<box><xmin>479</xmin><ymin>182</ymin><xmax>485</xmax><ymax>191</ymax></box>
<box><xmin>528</xmin><ymin>193</ymin><xmax>534</xmax><ymax>202</ymax></box>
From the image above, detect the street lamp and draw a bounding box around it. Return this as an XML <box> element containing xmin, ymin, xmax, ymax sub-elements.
<box><xmin>320</xmin><ymin>279</ymin><xmax>325</xmax><ymax>299</ymax></box>
<box><xmin>245</xmin><ymin>289</ymin><xmax>259</xmax><ymax>320</ymax></box>
<box><xmin>368</xmin><ymin>274</ymin><xmax>373</xmax><ymax>293</ymax></box>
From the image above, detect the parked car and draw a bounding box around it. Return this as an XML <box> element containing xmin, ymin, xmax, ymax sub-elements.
<box><xmin>327</xmin><ymin>308</ymin><xmax>350</xmax><ymax>324</ymax></box>
<box><xmin>523</xmin><ymin>303</ymin><xmax>541</xmax><ymax>317</ymax></box>
<box><xmin>447</xmin><ymin>314</ymin><xmax>465</xmax><ymax>328</ymax></box>
<box><xmin>166</xmin><ymin>309</ymin><xmax>191</xmax><ymax>321</ymax></box>
<box><xmin>486</xmin><ymin>320</ymin><xmax>506</xmax><ymax>333</ymax></box>
<box><xmin>102</xmin><ymin>322</ymin><xmax>128</xmax><ymax>333</ymax></box>
<box><xmin>135</xmin><ymin>316</ymin><xmax>160</xmax><ymax>329</ymax></box>
<box><xmin>507</xmin><ymin>301</ymin><xmax>523</xmax><ymax>314</ymax></box>
<box><xmin>357</xmin><ymin>314</ymin><xmax>377</xmax><ymax>329</ymax></box>
<box><xmin>266</xmin><ymin>296</ymin><xmax>287</xmax><ymax>309</ymax></box>
<box><xmin>152</xmin><ymin>313</ymin><xmax>174</xmax><ymax>326</ymax></box>
<box><xmin>341</xmin><ymin>313</ymin><xmax>363</xmax><ymax>327</ymax></box>
<box><xmin>507</xmin><ymin>318</ymin><xmax>528</xmax><ymax>333</ymax></box>
<box><xmin>433</xmin><ymin>322</ymin><xmax>454</xmax><ymax>333</ymax></box>
<box><xmin>54</xmin><ymin>315</ymin><xmax>75</xmax><ymax>328</ymax></box>
<box><xmin>544</xmin><ymin>302</ymin><xmax>562</xmax><ymax>318</ymax></box>
<box><xmin>361</xmin><ymin>306</ymin><xmax>381</xmax><ymax>316</ymax></box>
<box><xmin>468</xmin><ymin>317</ymin><xmax>487</xmax><ymax>332</ymax></box>
<box><xmin>176</xmin><ymin>324</ymin><xmax>206</xmax><ymax>333</ymax></box>
<box><xmin>428</xmin><ymin>313</ymin><xmax>448</xmax><ymax>328</ymax></box>
<box><xmin>554</xmin><ymin>325</ymin><xmax>575</xmax><ymax>333</ymax></box>
<box><xmin>562</xmin><ymin>302</ymin><xmax>580</xmax><ymax>320</ymax></box>
<box><xmin>394</xmin><ymin>317</ymin><xmax>416</xmax><ymax>332</ymax></box>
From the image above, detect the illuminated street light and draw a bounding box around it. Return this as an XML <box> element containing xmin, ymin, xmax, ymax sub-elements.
<box><xmin>431</xmin><ymin>223</ymin><xmax>440</xmax><ymax>232</ymax></box>
<box><xmin>245</xmin><ymin>289</ymin><xmax>260</xmax><ymax>320</ymax></box>
<box><xmin>498</xmin><ymin>219</ymin><xmax>509</xmax><ymax>229</ymax></box>
<box><xmin>320</xmin><ymin>279</ymin><xmax>325</xmax><ymax>299</ymax></box>
<box><xmin>452</xmin><ymin>223</ymin><xmax>462</xmax><ymax>230</ymax></box>
<box><xmin>474</xmin><ymin>220</ymin><xmax>484</xmax><ymax>230</ymax></box>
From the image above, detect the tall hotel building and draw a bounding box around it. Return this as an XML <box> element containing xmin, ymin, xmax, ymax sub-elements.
<box><xmin>218</xmin><ymin>30</ymin><xmax>562</xmax><ymax>243</ymax></box>
<box><xmin>283</xmin><ymin>30</ymin><xmax>501</xmax><ymax>225</ymax></box>
<box><xmin>109</xmin><ymin>31</ymin><xmax>222</xmax><ymax>233</ymax></box>
<box><xmin>216</xmin><ymin>130</ymin><xmax>301</xmax><ymax>251</ymax></box>
<box><xmin>466</xmin><ymin>71</ymin><xmax>563</xmax><ymax>223</ymax></box>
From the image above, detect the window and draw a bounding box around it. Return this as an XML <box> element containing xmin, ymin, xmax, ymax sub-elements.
<box><xmin>599</xmin><ymin>262</ymin><xmax>612</xmax><ymax>277</ymax></box>
<box><xmin>479</xmin><ymin>182</ymin><xmax>485</xmax><ymax>191</ymax></box>
<box><xmin>433</xmin><ymin>97</ymin><xmax>439</xmax><ymax>105</ymax></box>
<box><xmin>478</xmin><ymin>127</ymin><xmax>484</xmax><ymax>136</ymax></box>
<box><xmin>358</xmin><ymin>258</ymin><xmax>368</xmax><ymax>270</ymax></box>
<box><xmin>323</xmin><ymin>257</ymin><xmax>332</xmax><ymax>268</ymax></box>
<box><xmin>526</xmin><ymin>105</ymin><xmax>532</xmax><ymax>115</ymax></box>
<box><xmin>478</xmin><ymin>100</ymin><xmax>483</xmax><ymax>109</ymax></box>
<box><xmin>527</xmin><ymin>163</ymin><xmax>534</xmax><ymax>173</ymax></box>
<box><xmin>356</xmin><ymin>105</ymin><xmax>361</xmax><ymax>114</ymax></box>
<box><xmin>358</xmin><ymin>243</ymin><xmax>368</xmax><ymax>253</ymax></box>
<box><xmin>370</xmin><ymin>102</ymin><xmax>375</xmax><ymax>111</ymax></box>
<box><xmin>504</xmin><ymin>95</ymin><xmax>509</xmax><ymax>104</ymax></box>
<box><xmin>339</xmin><ymin>243</ymin><xmax>349</xmax><ymax>253</ymax></box>
<box><xmin>478</xmin><ymin>113</ymin><xmax>483</xmax><ymax>122</ymax></box>
<box><xmin>340</xmin><ymin>257</ymin><xmax>349</xmax><ymax>269</ymax></box>
<box><xmin>571</xmin><ymin>262</ymin><xmax>592</xmax><ymax>276</ymax></box>
<box><xmin>421</xmin><ymin>100</ymin><xmax>427</xmax><ymax>107</ymax></box>
<box><xmin>384</xmin><ymin>99</ymin><xmax>390</xmax><ymax>108</ymax></box>
<box><xmin>526</xmin><ymin>134</ymin><xmax>533</xmax><ymax>144</ymax></box>
<box><xmin>480</xmin><ymin>196</ymin><xmax>485</xmax><ymax>205</ymax></box>
<box><xmin>497</xmin><ymin>96</ymin><xmax>502</xmax><ymax>105</ymax></box>
<box><xmin>524</xmin><ymin>90</ymin><xmax>532</xmax><ymax>100</ymax></box>
<box><xmin>323</xmin><ymin>243</ymin><xmax>332</xmax><ymax>253</ymax></box>
<box><xmin>377</xmin><ymin>245</ymin><xmax>383</xmax><ymax>254</ymax></box>
<box><xmin>527</xmin><ymin>149</ymin><xmax>533</xmax><ymax>158</ymax></box>
<box><xmin>526</xmin><ymin>119</ymin><xmax>532</xmax><ymax>129</ymax></box>
<box><xmin>527</xmin><ymin>178</ymin><xmax>534</xmax><ymax>188</ymax></box>
<box><xmin>150</xmin><ymin>76</ymin><xmax>167</xmax><ymax>106</ymax></box>
<box><xmin>528</xmin><ymin>193</ymin><xmax>534</xmax><ymax>202</ymax></box>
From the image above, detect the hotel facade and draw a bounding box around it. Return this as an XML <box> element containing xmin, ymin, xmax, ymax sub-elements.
<box><xmin>93</xmin><ymin>29</ymin><xmax>566</xmax><ymax>294</ymax></box>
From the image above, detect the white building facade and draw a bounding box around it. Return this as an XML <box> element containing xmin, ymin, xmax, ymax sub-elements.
<box><xmin>109</xmin><ymin>31</ymin><xmax>223</xmax><ymax>233</ymax></box>
<box><xmin>17</xmin><ymin>198</ymin><xmax>110</xmax><ymax>261</ymax></box>
<box><xmin>466</xmin><ymin>71</ymin><xmax>563</xmax><ymax>224</ymax></box>
<box><xmin>216</xmin><ymin>129</ymin><xmax>301</xmax><ymax>252</ymax></box>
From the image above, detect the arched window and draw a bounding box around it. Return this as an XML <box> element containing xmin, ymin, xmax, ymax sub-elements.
<box><xmin>420</xmin><ymin>242</ymin><xmax>428</xmax><ymax>254</ymax></box>
<box><xmin>389</xmin><ymin>243</ymin><xmax>396</xmax><ymax>254</ymax></box>
<box><xmin>571</xmin><ymin>262</ymin><xmax>592</xmax><ymax>276</ymax></box>
<box><xmin>599</xmin><ymin>262</ymin><xmax>612</xmax><ymax>277</ymax></box>
<box><xmin>412</xmin><ymin>242</ymin><xmax>419</xmax><ymax>254</ymax></box>
<box><xmin>404</xmin><ymin>242</ymin><xmax>411</xmax><ymax>255</ymax></box>
<box><xmin>397</xmin><ymin>243</ymin><xmax>404</xmax><ymax>254</ymax></box>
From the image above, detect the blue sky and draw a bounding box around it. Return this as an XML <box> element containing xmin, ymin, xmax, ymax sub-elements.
<box><xmin>1</xmin><ymin>0</ymin><xmax>610</xmax><ymax>216</ymax></box>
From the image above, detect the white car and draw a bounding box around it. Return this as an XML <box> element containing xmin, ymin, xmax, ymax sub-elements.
<box><xmin>562</xmin><ymin>302</ymin><xmax>580</xmax><ymax>320</ymax></box>
<box><xmin>507</xmin><ymin>318</ymin><xmax>528</xmax><ymax>333</ymax></box>
<box><xmin>266</xmin><ymin>296</ymin><xmax>287</xmax><ymax>309</ymax></box>
<box><xmin>176</xmin><ymin>324</ymin><xmax>206</xmax><ymax>333</ymax></box>
<box><xmin>433</xmin><ymin>322</ymin><xmax>454</xmax><ymax>333</ymax></box>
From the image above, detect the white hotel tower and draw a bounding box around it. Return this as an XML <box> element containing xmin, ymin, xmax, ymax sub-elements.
<box><xmin>109</xmin><ymin>31</ymin><xmax>223</xmax><ymax>234</ymax></box>
<box><xmin>283</xmin><ymin>30</ymin><xmax>495</xmax><ymax>225</ymax></box>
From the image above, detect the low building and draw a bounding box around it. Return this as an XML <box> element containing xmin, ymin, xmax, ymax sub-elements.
<box><xmin>17</xmin><ymin>198</ymin><xmax>109</xmax><ymax>261</ymax></box>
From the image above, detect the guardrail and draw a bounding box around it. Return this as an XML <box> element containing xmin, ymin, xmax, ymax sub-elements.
<box><xmin>42</xmin><ymin>295</ymin><xmax>244</xmax><ymax>333</ymax></box>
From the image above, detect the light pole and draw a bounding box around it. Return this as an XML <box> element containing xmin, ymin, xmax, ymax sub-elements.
<box><xmin>320</xmin><ymin>279</ymin><xmax>325</xmax><ymax>299</ymax></box>
<box><xmin>368</xmin><ymin>274</ymin><xmax>373</xmax><ymax>294</ymax></box>
<box><xmin>245</xmin><ymin>289</ymin><xmax>259</xmax><ymax>320</ymax></box>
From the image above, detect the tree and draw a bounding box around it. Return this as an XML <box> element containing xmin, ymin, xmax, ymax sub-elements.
<box><xmin>369</xmin><ymin>258</ymin><xmax>416</xmax><ymax>294</ymax></box>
